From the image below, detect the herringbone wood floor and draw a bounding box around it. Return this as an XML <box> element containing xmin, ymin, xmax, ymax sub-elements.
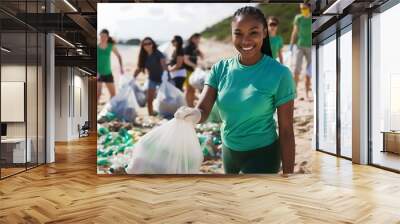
<box><xmin>1</xmin><ymin>135</ymin><xmax>400</xmax><ymax>224</ymax></box>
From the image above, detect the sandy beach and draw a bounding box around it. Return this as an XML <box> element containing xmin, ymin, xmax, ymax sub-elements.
<box><xmin>97</xmin><ymin>38</ymin><xmax>313</xmax><ymax>174</ymax></box>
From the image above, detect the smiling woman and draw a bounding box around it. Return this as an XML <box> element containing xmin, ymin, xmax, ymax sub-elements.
<box><xmin>175</xmin><ymin>6</ymin><xmax>296</xmax><ymax>175</ymax></box>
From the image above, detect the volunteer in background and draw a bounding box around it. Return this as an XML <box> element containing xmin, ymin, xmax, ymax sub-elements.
<box><xmin>134</xmin><ymin>37</ymin><xmax>167</xmax><ymax>116</ymax></box>
<box><xmin>97</xmin><ymin>29</ymin><xmax>123</xmax><ymax>100</ymax></box>
<box><xmin>289</xmin><ymin>2</ymin><xmax>312</xmax><ymax>100</ymax></box>
<box><xmin>267</xmin><ymin>16</ymin><xmax>284</xmax><ymax>63</ymax></box>
<box><xmin>168</xmin><ymin>35</ymin><xmax>186</xmax><ymax>91</ymax></box>
<box><xmin>183</xmin><ymin>33</ymin><xmax>204</xmax><ymax>107</ymax></box>
<box><xmin>175</xmin><ymin>6</ymin><xmax>296</xmax><ymax>176</ymax></box>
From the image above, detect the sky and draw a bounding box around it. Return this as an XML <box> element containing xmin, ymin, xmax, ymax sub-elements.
<box><xmin>97</xmin><ymin>3</ymin><xmax>257</xmax><ymax>42</ymax></box>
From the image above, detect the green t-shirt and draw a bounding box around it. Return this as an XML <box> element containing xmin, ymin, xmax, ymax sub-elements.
<box><xmin>293</xmin><ymin>14</ymin><xmax>312</xmax><ymax>48</ymax></box>
<box><xmin>205</xmin><ymin>55</ymin><xmax>296</xmax><ymax>151</ymax></box>
<box><xmin>269</xmin><ymin>35</ymin><xmax>284</xmax><ymax>60</ymax></box>
<box><xmin>97</xmin><ymin>43</ymin><xmax>113</xmax><ymax>75</ymax></box>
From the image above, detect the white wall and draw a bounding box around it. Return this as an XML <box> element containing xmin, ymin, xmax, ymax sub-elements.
<box><xmin>70</xmin><ymin>71</ymin><xmax>89</xmax><ymax>139</ymax></box>
<box><xmin>54</xmin><ymin>67</ymin><xmax>89</xmax><ymax>141</ymax></box>
<box><xmin>55</xmin><ymin>66</ymin><xmax>69</xmax><ymax>141</ymax></box>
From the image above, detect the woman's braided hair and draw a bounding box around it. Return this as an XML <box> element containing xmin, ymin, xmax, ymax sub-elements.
<box><xmin>232</xmin><ymin>6</ymin><xmax>272</xmax><ymax>57</ymax></box>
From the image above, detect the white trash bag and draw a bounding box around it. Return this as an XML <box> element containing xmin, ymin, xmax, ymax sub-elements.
<box><xmin>109</xmin><ymin>75</ymin><xmax>139</xmax><ymax>122</ymax></box>
<box><xmin>154</xmin><ymin>72</ymin><xmax>186</xmax><ymax>118</ymax></box>
<box><xmin>131</xmin><ymin>79</ymin><xmax>146</xmax><ymax>107</ymax></box>
<box><xmin>119</xmin><ymin>74</ymin><xmax>146</xmax><ymax>107</ymax></box>
<box><xmin>117</xmin><ymin>74</ymin><xmax>132</xmax><ymax>89</ymax></box>
<box><xmin>189</xmin><ymin>68</ymin><xmax>209</xmax><ymax>90</ymax></box>
<box><xmin>125</xmin><ymin>118</ymin><xmax>203</xmax><ymax>174</ymax></box>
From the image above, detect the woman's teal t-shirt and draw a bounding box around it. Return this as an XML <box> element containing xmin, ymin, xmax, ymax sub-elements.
<box><xmin>205</xmin><ymin>54</ymin><xmax>296</xmax><ymax>151</ymax></box>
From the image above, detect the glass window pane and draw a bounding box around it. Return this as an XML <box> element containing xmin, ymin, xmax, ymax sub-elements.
<box><xmin>1</xmin><ymin>31</ymin><xmax>27</xmax><ymax>177</ymax></box>
<box><xmin>312</xmin><ymin>45</ymin><xmax>317</xmax><ymax>150</ymax></box>
<box><xmin>340</xmin><ymin>28</ymin><xmax>352</xmax><ymax>158</ymax></box>
<box><xmin>371</xmin><ymin>3</ymin><xmax>400</xmax><ymax>171</ymax></box>
<box><xmin>27</xmin><ymin>31</ymin><xmax>38</xmax><ymax>169</ymax></box>
<box><xmin>317</xmin><ymin>36</ymin><xmax>337</xmax><ymax>154</ymax></box>
<box><xmin>0</xmin><ymin>1</ymin><xmax>46</xmax><ymax>178</ymax></box>
<box><xmin>26</xmin><ymin>0</ymin><xmax>39</xmax><ymax>169</ymax></box>
<box><xmin>38</xmin><ymin>33</ymin><xmax>45</xmax><ymax>165</ymax></box>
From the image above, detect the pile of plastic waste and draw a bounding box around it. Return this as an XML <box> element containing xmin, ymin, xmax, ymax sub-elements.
<box><xmin>97</xmin><ymin>110</ymin><xmax>166</xmax><ymax>174</ymax></box>
<box><xmin>97</xmin><ymin>75</ymin><xmax>224</xmax><ymax>174</ymax></box>
<box><xmin>97</xmin><ymin>121</ymin><xmax>136</xmax><ymax>174</ymax></box>
<box><xmin>97</xmin><ymin>114</ymin><xmax>224</xmax><ymax>174</ymax></box>
<box><xmin>196</xmin><ymin>122</ymin><xmax>223</xmax><ymax>174</ymax></box>
<box><xmin>97</xmin><ymin>109</ymin><xmax>224</xmax><ymax>174</ymax></box>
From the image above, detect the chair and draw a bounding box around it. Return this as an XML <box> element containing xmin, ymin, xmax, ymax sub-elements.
<box><xmin>78</xmin><ymin>121</ymin><xmax>90</xmax><ymax>138</ymax></box>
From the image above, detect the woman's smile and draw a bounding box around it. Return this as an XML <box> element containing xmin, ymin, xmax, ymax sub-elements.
<box><xmin>241</xmin><ymin>46</ymin><xmax>255</xmax><ymax>51</ymax></box>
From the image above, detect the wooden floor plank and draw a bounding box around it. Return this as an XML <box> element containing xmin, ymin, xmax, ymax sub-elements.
<box><xmin>0</xmin><ymin>135</ymin><xmax>399</xmax><ymax>223</ymax></box>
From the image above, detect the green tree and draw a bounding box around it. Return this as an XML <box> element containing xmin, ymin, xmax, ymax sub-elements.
<box><xmin>202</xmin><ymin>4</ymin><xmax>299</xmax><ymax>44</ymax></box>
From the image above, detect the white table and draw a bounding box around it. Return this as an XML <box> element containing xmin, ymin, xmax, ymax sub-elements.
<box><xmin>1</xmin><ymin>138</ymin><xmax>31</xmax><ymax>163</ymax></box>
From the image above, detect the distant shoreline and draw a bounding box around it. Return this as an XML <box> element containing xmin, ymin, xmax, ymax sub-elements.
<box><xmin>116</xmin><ymin>39</ymin><xmax>167</xmax><ymax>46</ymax></box>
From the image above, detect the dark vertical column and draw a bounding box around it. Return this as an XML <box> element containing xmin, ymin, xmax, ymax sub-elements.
<box><xmin>336</xmin><ymin>22</ymin><xmax>341</xmax><ymax>157</ymax></box>
<box><xmin>315</xmin><ymin>44</ymin><xmax>319</xmax><ymax>150</ymax></box>
<box><xmin>44</xmin><ymin>31</ymin><xmax>47</xmax><ymax>164</ymax></box>
<box><xmin>0</xmin><ymin>16</ymin><xmax>2</xmax><ymax>179</ymax></box>
<box><xmin>88</xmin><ymin>77</ymin><xmax>97</xmax><ymax>133</ymax></box>
<box><xmin>36</xmin><ymin>0</ymin><xmax>39</xmax><ymax>167</ymax></box>
<box><xmin>367</xmin><ymin>11</ymin><xmax>373</xmax><ymax>165</ymax></box>
<box><xmin>25</xmin><ymin>0</ymin><xmax>28</xmax><ymax>171</ymax></box>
